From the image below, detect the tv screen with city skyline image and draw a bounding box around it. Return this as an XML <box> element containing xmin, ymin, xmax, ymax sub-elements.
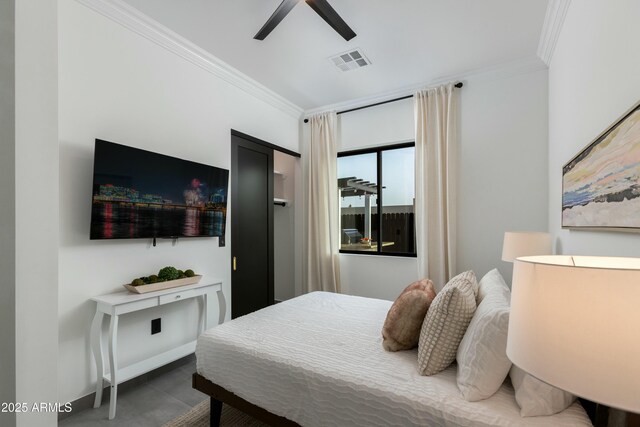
<box><xmin>90</xmin><ymin>139</ymin><xmax>229</xmax><ymax>240</ymax></box>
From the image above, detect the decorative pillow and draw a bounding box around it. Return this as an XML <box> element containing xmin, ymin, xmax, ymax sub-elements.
<box><xmin>477</xmin><ymin>267</ymin><xmax>506</xmax><ymax>305</ymax></box>
<box><xmin>457</xmin><ymin>269</ymin><xmax>511</xmax><ymax>401</ymax></box>
<box><xmin>510</xmin><ymin>365</ymin><xmax>576</xmax><ymax>417</ymax></box>
<box><xmin>418</xmin><ymin>271</ymin><xmax>478</xmax><ymax>376</ymax></box>
<box><xmin>382</xmin><ymin>279</ymin><xmax>437</xmax><ymax>351</ymax></box>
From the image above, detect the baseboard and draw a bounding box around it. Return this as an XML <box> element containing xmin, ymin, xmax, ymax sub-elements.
<box><xmin>58</xmin><ymin>353</ymin><xmax>196</xmax><ymax>421</ymax></box>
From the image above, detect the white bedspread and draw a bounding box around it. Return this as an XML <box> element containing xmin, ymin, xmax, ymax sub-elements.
<box><xmin>196</xmin><ymin>291</ymin><xmax>592</xmax><ymax>427</ymax></box>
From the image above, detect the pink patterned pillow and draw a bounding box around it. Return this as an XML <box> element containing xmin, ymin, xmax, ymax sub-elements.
<box><xmin>382</xmin><ymin>279</ymin><xmax>437</xmax><ymax>351</ymax></box>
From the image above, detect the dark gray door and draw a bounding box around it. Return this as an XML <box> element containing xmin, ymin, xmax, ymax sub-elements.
<box><xmin>230</xmin><ymin>131</ymin><xmax>274</xmax><ymax>318</ymax></box>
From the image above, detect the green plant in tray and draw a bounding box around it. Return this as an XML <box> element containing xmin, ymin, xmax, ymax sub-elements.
<box><xmin>158</xmin><ymin>266</ymin><xmax>180</xmax><ymax>281</ymax></box>
<box><xmin>129</xmin><ymin>266</ymin><xmax>196</xmax><ymax>287</ymax></box>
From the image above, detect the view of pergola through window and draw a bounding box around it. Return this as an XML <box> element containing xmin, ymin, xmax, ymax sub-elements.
<box><xmin>337</xmin><ymin>145</ymin><xmax>415</xmax><ymax>256</ymax></box>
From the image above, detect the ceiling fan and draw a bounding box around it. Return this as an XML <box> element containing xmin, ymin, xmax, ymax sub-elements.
<box><xmin>254</xmin><ymin>0</ymin><xmax>356</xmax><ymax>41</ymax></box>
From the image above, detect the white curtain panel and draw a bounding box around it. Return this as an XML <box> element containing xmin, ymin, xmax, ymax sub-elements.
<box><xmin>306</xmin><ymin>112</ymin><xmax>341</xmax><ymax>293</ymax></box>
<box><xmin>414</xmin><ymin>83</ymin><xmax>458</xmax><ymax>289</ymax></box>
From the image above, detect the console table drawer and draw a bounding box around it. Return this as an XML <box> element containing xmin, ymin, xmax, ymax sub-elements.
<box><xmin>159</xmin><ymin>288</ymin><xmax>204</xmax><ymax>305</ymax></box>
<box><xmin>114</xmin><ymin>298</ymin><xmax>159</xmax><ymax>315</ymax></box>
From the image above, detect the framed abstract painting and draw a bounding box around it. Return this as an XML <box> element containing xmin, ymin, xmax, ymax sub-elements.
<box><xmin>562</xmin><ymin>101</ymin><xmax>640</xmax><ymax>230</ymax></box>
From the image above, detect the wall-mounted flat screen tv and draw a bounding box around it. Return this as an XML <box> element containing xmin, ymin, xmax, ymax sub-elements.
<box><xmin>90</xmin><ymin>139</ymin><xmax>229</xmax><ymax>240</ymax></box>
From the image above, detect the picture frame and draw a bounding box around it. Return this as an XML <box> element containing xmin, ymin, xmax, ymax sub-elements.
<box><xmin>562</xmin><ymin>100</ymin><xmax>640</xmax><ymax>231</ymax></box>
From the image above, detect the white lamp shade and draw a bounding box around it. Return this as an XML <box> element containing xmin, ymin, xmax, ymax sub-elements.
<box><xmin>501</xmin><ymin>231</ymin><xmax>551</xmax><ymax>262</ymax></box>
<box><xmin>507</xmin><ymin>255</ymin><xmax>640</xmax><ymax>412</ymax></box>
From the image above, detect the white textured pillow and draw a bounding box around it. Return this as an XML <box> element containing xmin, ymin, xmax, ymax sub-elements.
<box><xmin>510</xmin><ymin>365</ymin><xmax>576</xmax><ymax>417</ymax></box>
<box><xmin>418</xmin><ymin>271</ymin><xmax>478</xmax><ymax>376</ymax></box>
<box><xmin>477</xmin><ymin>267</ymin><xmax>506</xmax><ymax>305</ymax></box>
<box><xmin>456</xmin><ymin>269</ymin><xmax>511</xmax><ymax>401</ymax></box>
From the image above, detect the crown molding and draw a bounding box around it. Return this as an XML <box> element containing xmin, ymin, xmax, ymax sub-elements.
<box><xmin>73</xmin><ymin>0</ymin><xmax>304</xmax><ymax>119</ymax></box>
<box><xmin>537</xmin><ymin>0</ymin><xmax>572</xmax><ymax>66</ymax></box>
<box><xmin>304</xmin><ymin>55</ymin><xmax>547</xmax><ymax>117</ymax></box>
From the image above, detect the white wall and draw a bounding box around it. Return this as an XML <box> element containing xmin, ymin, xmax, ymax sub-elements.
<box><xmin>15</xmin><ymin>0</ymin><xmax>59</xmax><ymax>426</ymax></box>
<box><xmin>0</xmin><ymin>1</ymin><xmax>16</xmax><ymax>425</ymax></box>
<box><xmin>458</xmin><ymin>70</ymin><xmax>549</xmax><ymax>284</ymax></box>
<box><xmin>329</xmin><ymin>68</ymin><xmax>549</xmax><ymax>300</ymax></box>
<box><xmin>548</xmin><ymin>0</ymin><xmax>640</xmax><ymax>256</ymax></box>
<box><xmin>338</xmin><ymin>99</ymin><xmax>415</xmax><ymax>150</ymax></box>
<box><xmin>58</xmin><ymin>0</ymin><xmax>299</xmax><ymax>404</ymax></box>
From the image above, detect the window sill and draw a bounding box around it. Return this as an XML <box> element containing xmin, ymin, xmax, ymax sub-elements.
<box><xmin>339</xmin><ymin>250</ymin><xmax>417</xmax><ymax>258</ymax></box>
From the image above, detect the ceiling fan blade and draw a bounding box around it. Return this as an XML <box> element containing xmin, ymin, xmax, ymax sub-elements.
<box><xmin>305</xmin><ymin>0</ymin><xmax>356</xmax><ymax>41</ymax></box>
<box><xmin>254</xmin><ymin>0</ymin><xmax>300</xmax><ymax>40</ymax></box>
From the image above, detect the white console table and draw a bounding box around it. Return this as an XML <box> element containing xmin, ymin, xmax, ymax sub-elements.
<box><xmin>90</xmin><ymin>281</ymin><xmax>225</xmax><ymax>420</ymax></box>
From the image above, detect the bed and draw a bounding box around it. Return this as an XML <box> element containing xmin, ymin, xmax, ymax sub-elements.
<box><xmin>194</xmin><ymin>291</ymin><xmax>593</xmax><ymax>427</ymax></box>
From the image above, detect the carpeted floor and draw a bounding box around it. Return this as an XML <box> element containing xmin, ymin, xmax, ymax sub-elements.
<box><xmin>163</xmin><ymin>400</ymin><xmax>269</xmax><ymax>427</ymax></box>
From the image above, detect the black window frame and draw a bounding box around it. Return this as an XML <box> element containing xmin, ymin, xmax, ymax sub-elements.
<box><xmin>338</xmin><ymin>142</ymin><xmax>417</xmax><ymax>258</ymax></box>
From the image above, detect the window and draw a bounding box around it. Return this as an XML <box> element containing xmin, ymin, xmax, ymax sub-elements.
<box><xmin>337</xmin><ymin>143</ymin><xmax>415</xmax><ymax>256</ymax></box>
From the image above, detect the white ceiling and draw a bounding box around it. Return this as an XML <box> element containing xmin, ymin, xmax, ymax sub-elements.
<box><xmin>121</xmin><ymin>0</ymin><xmax>548</xmax><ymax>111</ymax></box>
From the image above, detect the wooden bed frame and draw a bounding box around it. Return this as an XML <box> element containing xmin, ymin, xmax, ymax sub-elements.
<box><xmin>192</xmin><ymin>373</ymin><xmax>299</xmax><ymax>427</ymax></box>
<box><xmin>193</xmin><ymin>374</ymin><xmax>611</xmax><ymax>427</ymax></box>
<box><xmin>189</xmin><ymin>284</ymin><xmax>636</xmax><ymax>427</ymax></box>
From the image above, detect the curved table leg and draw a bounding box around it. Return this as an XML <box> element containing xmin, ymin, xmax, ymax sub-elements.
<box><xmin>90</xmin><ymin>310</ymin><xmax>105</xmax><ymax>408</ymax></box>
<box><xmin>216</xmin><ymin>289</ymin><xmax>226</xmax><ymax>324</ymax></box>
<box><xmin>198</xmin><ymin>293</ymin><xmax>208</xmax><ymax>336</ymax></box>
<box><xmin>108</xmin><ymin>314</ymin><xmax>119</xmax><ymax>420</ymax></box>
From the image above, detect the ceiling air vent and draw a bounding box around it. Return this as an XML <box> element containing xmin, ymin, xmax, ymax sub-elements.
<box><xmin>330</xmin><ymin>48</ymin><xmax>370</xmax><ymax>72</ymax></box>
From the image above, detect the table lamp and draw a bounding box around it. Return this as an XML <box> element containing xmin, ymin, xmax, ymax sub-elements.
<box><xmin>501</xmin><ymin>231</ymin><xmax>552</xmax><ymax>262</ymax></box>
<box><xmin>507</xmin><ymin>255</ymin><xmax>640</xmax><ymax>415</ymax></box>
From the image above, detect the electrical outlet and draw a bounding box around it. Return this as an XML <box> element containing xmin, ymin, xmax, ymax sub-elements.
<box><xmin>151</xmin><ymin>318</ymin><xmax>161</xmax><ymax>335</ymax></box>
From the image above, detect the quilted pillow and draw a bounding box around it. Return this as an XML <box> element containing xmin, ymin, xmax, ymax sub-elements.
<box><xmin>382</xmin><ymin>279</ymin><xmax>437</xmax><ymax>351</ymax></box>
<box><xmin>456</xmin><ymin>269</ymin><xmax>511</xmax><ymax>401</ymax></box>
<box><xmin>510</xmin><ymin>365</ymin><xmax>576</xmax><ymax>417</ymax></box>
<box><xmin>418</xmin><ymin>271</ymin><xmax>478</xmax><ymax>376</ymax></box>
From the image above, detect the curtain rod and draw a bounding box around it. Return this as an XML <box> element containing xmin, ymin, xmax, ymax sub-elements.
<box><xmin>303</xmin><ymin>82</ymin><xmax>463</xmax><ymax>123</ymax></box>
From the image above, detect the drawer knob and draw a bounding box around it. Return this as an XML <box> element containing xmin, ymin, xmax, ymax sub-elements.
<box><xmin>175</xmin><ymin>295</ymin><xmax>181</xmax><ymax>299</ymax></box>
